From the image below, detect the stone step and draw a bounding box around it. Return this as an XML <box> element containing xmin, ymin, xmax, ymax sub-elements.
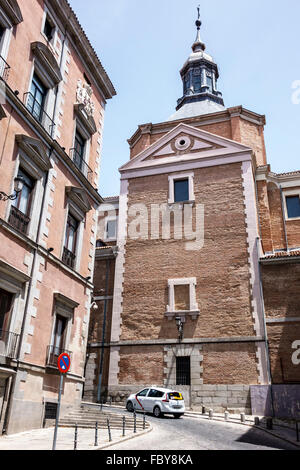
<box><xmin>59</xmin><ymin>420</ymin><xmax>147</xmax><ymax>429</ymax></box>
<box><xmin>60</xmin><ymin>419</ymin><xmax>145</xmax><ymax>425</ymax></box>
<box><xmin>65</xmin><ymin>411</ymin><xmax>117</xmax><ymax>418</ymax></box>
<box><xmin>59</xmin><ymin>423</ymin><xmax>148</xmax><ymax>430</ymax></box>
<box><xmin>63</xmin><ymin>412</ymin><xmax>139</xmax><ymax>420</ymax></box>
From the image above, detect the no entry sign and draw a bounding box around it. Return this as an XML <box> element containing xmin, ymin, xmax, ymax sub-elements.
<box><xmin>53</xmin><ymin>353</ymin><xmax>71</xmax><ymax>450</ymax></box>
<box><xmin>57</xmin><ymin>353</ymin><xmax>71</xmax><ymax>374</ymax></box>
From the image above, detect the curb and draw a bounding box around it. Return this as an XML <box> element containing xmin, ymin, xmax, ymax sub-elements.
<box><xmin>184</xmin><ymin>412</ymin><xmax>300</xmax><ymax>449</ymax></box>
<box><xmin>84</xmin><ymin>403</ymin><xmax>300</xmax><ymax>450</ymax></box>
<box><xmin>93</xmin><ymin>423</ymin><xmax>153</xmax><ymax>450</ymax></box>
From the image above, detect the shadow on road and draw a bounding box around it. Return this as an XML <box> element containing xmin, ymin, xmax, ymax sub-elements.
<box><xmin>236</xmin><ymin>427</ymin><xmax>299</xmax><ymax>450</ymax></box>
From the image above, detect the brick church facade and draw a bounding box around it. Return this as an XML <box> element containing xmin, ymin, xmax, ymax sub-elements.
<box><xmin>86</xmin><ymin>12</ymin><xmax>300</xmax><ymax>414</ymax></box>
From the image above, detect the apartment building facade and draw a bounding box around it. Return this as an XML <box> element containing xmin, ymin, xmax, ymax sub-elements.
<box><xmin>0</xmin><ymin>0</ymin><xmax>115</xmax><ymax>433</ymax></box>
<box><xmin>88</xmin><ymin>13</ymin><xmax>300</xmax><ymax>416</ymax></box>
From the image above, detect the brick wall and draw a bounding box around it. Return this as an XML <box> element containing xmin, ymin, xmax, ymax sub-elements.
<box><xmin>261</xmin><ymin>263</ymin><xmax>300</xmax><ymax>384</ymax></box>
<box><xmin>118</xmin><ymin>346</ymin><xmax>164</xmax><ymax>385</ymax></box>
<box><xmin>117</xmin><ymin>162</ymin><xmax>259</xmax><ymax>387</ymax></box>
<box><xmin>202</xmin><ymin>343</ymin><xmax>259</xmax><ymax>385</ymax></box>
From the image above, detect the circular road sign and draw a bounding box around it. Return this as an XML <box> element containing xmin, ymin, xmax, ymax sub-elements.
<box><xmin>57</xmin><ymin>353</ymin><xmax>71</xmax><ymax>374</ymax></box>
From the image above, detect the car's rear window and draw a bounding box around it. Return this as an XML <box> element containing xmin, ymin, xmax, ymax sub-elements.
<box><xmin>168</xmin><ymin>392</ymin><xmax>183</xmax><ymax>400</ymax></box>
<box><xmin>148</xmin><ymin>389</ymin><xmax>164</xmax><ymax>398</ymax></box>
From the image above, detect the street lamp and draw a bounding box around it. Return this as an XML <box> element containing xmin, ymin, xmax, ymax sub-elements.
<box><xmin>0</xmin><ymin>177</ymin><xmax>24</xmax><ymax>201</ymax></box>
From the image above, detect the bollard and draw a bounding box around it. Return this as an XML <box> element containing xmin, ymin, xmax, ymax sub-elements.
<box><xmin>224</xmin><ymin>411</ymin><xmax>229</xmax><ymax>421</ymax></box>
<box><xmin>296</xmin><ymin>421</ymin><xmax>299</xmax><ymax>442</ymax></box>
<box><xmin>143</xmin><ymin>412</ymin><xmax>146</xmax><ymax>430</ymax></box>
<box><xmin>266</xmin><ymin>417</ymin><xmax>273</xmax><ymax>430</ymax></box>
<box><xmin>74</xmin><ymin>424</ymin><xmax>78</xmax><ymax>450</ymax></box>
<box><xmin>240</xmin><ymin>413</ymin><xmax>246</xmax><ymax>424</ymax></box>
<box><xmin>122</xmin><ymin>416</ymin><xmax>126</xmax><ymax>437</ymax></box>
<box><xmin>134</xmin><ymin>410</ymin><xmax>137</xmax><ymax>433</ymax></box>
<box><xmin>209</xmin><ymin>409</ymin><xmax>213</xmax><ymax>420</ymax></box>
<box><xmin>254</xmin><ymin>417</ymin><xmax>260</xmax><ymax>426</ymax></box>
<box><xmin>107</xmin><ymin>418</ymin><xmax>112</xmax><ymax>442</ymax></box>
<box><xmin>202</xmin><ymin>405</ymin><xmax>206</xmax><ymax>415</ymax></box>
<box><xmin>94</xmin><ymin>421</ymin><xmax>98</xmax><ymax>447</ymax></box>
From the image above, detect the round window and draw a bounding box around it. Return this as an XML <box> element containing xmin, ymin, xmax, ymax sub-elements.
<box><xmin>175</xmin><ymin>136</ymin><xmax>191</xmax><ymax>151</ymax></box>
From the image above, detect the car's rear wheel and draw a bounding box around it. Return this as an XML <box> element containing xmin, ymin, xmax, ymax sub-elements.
<box><xmin>153</xmin><ymin>406</ymin><xmax>162</xmax><ymax>418</ymax></box>
<box><xmin>174</xmin><ymin>414</ymin><xmax>183</xmax><ymax>419</ymax></box>
<box><xmin>126</xmin><ymin>401</ymin><xmax>134</xmax><ymax>412</ymax></box>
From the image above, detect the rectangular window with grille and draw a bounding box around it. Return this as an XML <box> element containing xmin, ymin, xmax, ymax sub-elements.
<box><xmin>44</xmin><ymin>402</ymin><xmax>58</xmax><ymax>421</ymax></box>
<box><xmin>176</xmin><ymin>357</ymin><xmax>191</xmax><ymax>386</ymax></box>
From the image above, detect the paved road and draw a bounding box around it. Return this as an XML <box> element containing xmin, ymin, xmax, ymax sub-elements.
<box><xmin>103</xmin><ymin>407</ymin><xmax>298</xmax><ymax>451</ymax></box>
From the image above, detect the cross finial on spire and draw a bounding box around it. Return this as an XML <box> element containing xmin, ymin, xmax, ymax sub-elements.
<box><xmin>193</xmin><ymin>4</ymin><xmax>205</xmax><ymax>52</ymax></box>
<box><xmin>196</xmin><ymin>5</ymin><xmax>201</xmax><ymax>29</ymax></box>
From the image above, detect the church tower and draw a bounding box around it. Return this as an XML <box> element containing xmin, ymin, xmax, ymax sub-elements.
<box><xmin>100</xmin><ymin>9</ymin><xmax>271</xmax><ymax>411</ymax></box>
<box><xmin>168</xmin><ymin>7</ymin><xmax>225</xmax><ymax>121</ymax></box>
<box><xmin>90</xmin><ymin>8</ymin><xmax>300</xmax><ymax>416</ymax></box>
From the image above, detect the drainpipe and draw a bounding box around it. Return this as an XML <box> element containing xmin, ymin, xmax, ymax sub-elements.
<box><xmin>3</xmin><ymin>147</ymin><xmax>53</xmax><ymax>433</ymax></box>
<box><xmin>279</xmin><ymin>185</ymin><xmax>289</xmax><ymax>252</ymax></box>
<box><xmin>97</xmin><ymin>258</ymin><xmax>110</xmax><ymax>403</ymax></box>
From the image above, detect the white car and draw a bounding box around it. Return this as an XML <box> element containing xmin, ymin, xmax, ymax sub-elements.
<box><xmin>126</xmin><ymin>387</ymin><xmax>185</xmax><ymax>418</ymax></box>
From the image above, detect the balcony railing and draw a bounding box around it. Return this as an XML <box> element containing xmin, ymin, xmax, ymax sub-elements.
<box><xmin>46</xmin><ymin>345</ymin><xmax>72</xmax><ymax>368</ymax></box>
<box><xmin>0</xmin><ymin>330</ymin><xmax>19</xmax><ymax>359</ymax></box>
<box><xmin>24</xmin><ymin>92</ymin><xmax>55</xmax><ymax>137</ymax></box>
<box><xmin>8</xmin><ymin>205</ymin><xmax>30</xmax><ymax>235</ymax></box>
<box><xmin>0</xmin><ymin>55</ymin><xmax>10</xmax><ymax>82</ymax></box>
<box><xmin>62</xmin><ymin>246</ymin><xmax>76</xmax><ymax>269</ymax></box>
<box><xmin>69</xmin><ymin>148</ymin><xmax>94</xmax><ymax>185</ymax></box>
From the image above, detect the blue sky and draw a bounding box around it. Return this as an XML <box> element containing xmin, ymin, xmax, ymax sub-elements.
<box><xmin>70</xmin><ymin>0</ymin><xmax>300</xmax><ymax>197</ymax></box>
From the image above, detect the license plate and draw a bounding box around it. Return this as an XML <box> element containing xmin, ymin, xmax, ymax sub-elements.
<box><xmin>172</xmin><ymin>405</ymin><xmax>182</xmax><ymax>409</ymax></box>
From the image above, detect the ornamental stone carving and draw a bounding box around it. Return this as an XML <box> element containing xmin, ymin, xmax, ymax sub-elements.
<box><xmin>76</xmin><ymin>79</ymin><xmax>95</xmax><ymax>117</ymax></box>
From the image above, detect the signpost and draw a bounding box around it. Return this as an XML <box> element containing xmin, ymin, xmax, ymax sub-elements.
<box><xmin>52</xmin><ymin>353</ymin><xmax>71</xmax><ymax>451</ymax></box>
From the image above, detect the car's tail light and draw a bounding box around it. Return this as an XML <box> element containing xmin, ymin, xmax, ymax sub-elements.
<box><xmin>162</xmin><ymin>394</ymin><xmax>169</xmax><ymax>402</ymax></box>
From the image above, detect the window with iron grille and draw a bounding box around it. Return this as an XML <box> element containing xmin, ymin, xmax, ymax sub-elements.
<box><xmin>176</xmin><ymin>357</ymin><xmax>191</xmax><ymax>386</ymax></box>
<box><xmin>44</xmin><ymin>402</ymin><xmax>57</xmax><ymax>421</ymax></box>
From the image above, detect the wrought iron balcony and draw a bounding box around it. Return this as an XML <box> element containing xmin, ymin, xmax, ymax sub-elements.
<box><xmin>69</xmin><ymin>148</ymin><xmax>94</xmax><ymax>185</ymax></box>
<box><xmin>8</xmin><ymin>205</ymin><xmax>30</xmax><ymax>235</ymax></box>
<box><xmin>46</xmin><ymin>345</ymin><xmax>72</xmax><ymax>368</ymax></box>
<box><xmin>24</xmin><ymin>92</ymin><xmax>55</xmax><ymax>137</ymax></box>
<box><xmin>0</xmin><ymin>330</ymin><xmax>19</xmax><ymax>359</ymax></box>
<box><xmin>62</xmin><ymin>246</ymin><xmax>76</xmax><ymax>269</ymax></box>
<box><xmin>0</xmin><ymin>55</ymin><xmax>10</xmax><ymax>82</ymax></box>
